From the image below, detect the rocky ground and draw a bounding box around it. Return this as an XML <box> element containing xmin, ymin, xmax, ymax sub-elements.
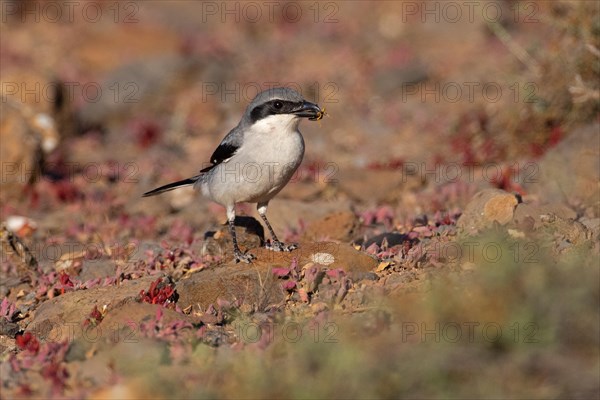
<box><xmin>1</xmin><ymin>1</ymin><xmax>599</xmax><ymax>399</ymax></box>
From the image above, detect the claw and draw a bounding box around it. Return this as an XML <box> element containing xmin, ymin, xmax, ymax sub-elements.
<box><xmin>234</xmin><ymin>251</ymin><xmax>256</xmax><ymax>263</ymax></box>
<box><xmin>266</xmin><ymin>240</ymin><xmax>298</xmax><ymax>252</ymax></box>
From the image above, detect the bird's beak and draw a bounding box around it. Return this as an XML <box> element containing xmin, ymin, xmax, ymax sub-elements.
<box><xmin>292</xmin><ymin>101</ymin><xmax>323</xmax><ymax>120</ymax></box>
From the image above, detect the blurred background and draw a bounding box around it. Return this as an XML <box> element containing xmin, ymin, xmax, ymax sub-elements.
<box><xmin>1</xmin><ymin>1</ymin><xmax>599</xmax><ymax>398</ymax></box>
<box><xmin>1</xmin><ymin>1</ymin><xmax>598</xmax><ymax>213</ymax></box>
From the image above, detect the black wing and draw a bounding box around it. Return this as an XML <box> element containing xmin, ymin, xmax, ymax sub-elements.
<box><xmin>200</xmin><ymin>143</ymin><xmax>239</xmax><ymax>173</ymax></box>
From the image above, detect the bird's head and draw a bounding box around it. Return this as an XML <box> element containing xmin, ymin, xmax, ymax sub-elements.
<box><xmin>245</xmin><ymin>87</ymin><xmax>324</xmax><ymax>128</ymax></box>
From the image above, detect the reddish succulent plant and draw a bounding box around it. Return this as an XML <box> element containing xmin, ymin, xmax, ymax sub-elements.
<box><xmin>138</xmin><ymin>277</ymin><xmax>178</xmax><ymax>308</ymax></box>
<box><xmin>15</xmin><ymin>332</ymin><xmax>40</xmax><ymax>354</ymax></box>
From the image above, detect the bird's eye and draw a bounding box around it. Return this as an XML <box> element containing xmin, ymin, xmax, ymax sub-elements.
<box><xmin>273</xmin><ymin>101</ymin><xmax>283</xmax><ymax>109</ymax></box>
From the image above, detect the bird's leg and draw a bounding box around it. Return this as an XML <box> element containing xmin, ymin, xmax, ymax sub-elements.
<box><xmin>227</xmin><ymin>206</ymin><xmax>255</xmax><ymax>263</ymax></box>
<box><xmin>257</xmin><ymin>203</ymin><xmax>298</xmax><ymax>252</ymax></box>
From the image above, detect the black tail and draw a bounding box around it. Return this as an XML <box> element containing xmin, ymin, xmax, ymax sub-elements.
<box><xmin>142</xmin><ymin>177</ymin><xmax>197</xmax><ymax>197</ymax></box>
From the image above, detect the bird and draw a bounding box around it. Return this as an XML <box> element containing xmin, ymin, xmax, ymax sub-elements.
<box><xmin>143</xmin><ymin>87</ymin><xmax>324</xmax><ymax>263</ymax></box>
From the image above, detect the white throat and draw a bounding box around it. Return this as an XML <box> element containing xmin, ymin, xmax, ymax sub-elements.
<box><xmin>250</xmin><ymin>114</ymin><xmax>301</xmax><ymax>136</ymax></box>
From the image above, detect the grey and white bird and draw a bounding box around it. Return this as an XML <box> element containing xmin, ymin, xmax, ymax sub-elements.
<box><xmin>143</xmin><ymin>87</ymin><xmax>324</xmax><ymax>263</ymax></box>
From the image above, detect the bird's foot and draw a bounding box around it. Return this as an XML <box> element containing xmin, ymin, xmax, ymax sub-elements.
<box><xmin>266</xmin><ymin>240</ymin><xmax>298</xmax><ymax>252</ymax></box>
<box><xmin>234</xmin><ymin>250</ymin><xmax>256</xmax><ymax>263</ymax></box>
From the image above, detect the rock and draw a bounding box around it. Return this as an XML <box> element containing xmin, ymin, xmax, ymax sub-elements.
<box><xmin>512</xmin><ymin>202</ymin><xmax>578</xmax><ymax>230</ymax></box>
<box><xmin>27</xmin><ymin>275</ymin><xmax>163</xmax><ymax>343</ymax></box>
<box><xmin>0</xmin><ymin>335</ymin><xmax>16</xmax><ymax>355</ymax></box>
<box><xmin>5</xmin><ymin>215</ymin><xmax>38</xmax><ymax>237</ymax></box>
<box><xmin>175</xmin><ymin>262</ymin><xmax>284</xmax><ymax>311</ymax></box>
<box><xmin>302</xmin><ymin>211</ymin><xmax>360</xmax><ymax>242</ymax></box>
<box><xmin>177</xmin><ymin>242</ymin><xmax>378</xmax><ymax>309</ymax></box>
<box><xmin>484</xmin><ymin>194</ymin><xmax>519</xmax><ymax>224</ymax></box>
<box><xmin>252</xmin><ymin>242</ymin><xmax>378</xmax><ymax>275</ymax></box>
<box><xmin>539</xmin><ymin>214</ymin><xmax>591</xmax><ymax>245</ymax></box>
<box><xmin>352</xmin><ymin>271</ymin><xmax>379</xmax><ymax>282</ymax></box>
<box><xmin>0</xmin><ymin>75</ymin><xmax>65</xmax><ymax>202</ymax></box>
<box><xmin>525</xmin><ymin>123</ymin><xmax>600</xmax><ymax>214</ymax></box>
<box><xmin>0</xmin><ymin>101</ymin><xmax>41</xmax><ymax>195</ymax></box>
<box><xmin>0</xmin><ymin>319</ymin><xmax>20</xmax><ymax>337</ymax></box>
<box><xmin>65</xmin><ymin>301</ymin><xmax>193</xmax><ymax>364</ymax></box>
<box><xmin>78</xmin><ymin>260</ymin><xmax>118</xmax><ymax>282</ymax></box>
<box><xmin>580</xmin><ymin>218</ymin><xmax>600</xmax><ymax>240</ymax></box>
<box><xmin>261</xmin><ymin>198</ymin><xmax>354</xmax><ymax>235</ymax></box>
<box><xmin>356</xmin><ymin>232</ymin><xmax>411</xmax><ymax>248</ymax></box>
<box><xmin>96</xmin><ymin>302</ymin><xmax>193</xmax><ymax>345</ymax></box>
<box><xmin>457</xmin><ymin>189</ymin><xmax>519</xmax><ymax>232</ymax></box>
<box><xmin>202</xmin><ymin>216</ymin><xmax>264</xmax><ymax>258</ymax></box>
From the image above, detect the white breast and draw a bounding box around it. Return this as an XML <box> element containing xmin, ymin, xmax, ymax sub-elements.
<box><xmin>201</xmin><ymin>114</ymin><xmax>305</xmax><ymax>205</ymax></box>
